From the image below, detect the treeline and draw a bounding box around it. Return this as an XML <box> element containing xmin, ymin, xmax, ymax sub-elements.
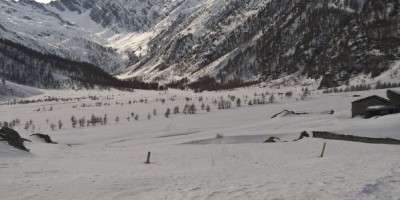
<box><xmin>0</xmin><ymin>38</ymin><xmax>159</xmax><ymax>90</ymax></box>
<box><xmin>166</xmin><ymin>76</ymin><xmax>260</xmax><ymax>92</ymax></box>
<box><xmin>201</xmin><ymin>0</ymin><xmax>399</xmax><ymax>87</ymax></box>
<box><xmin>323</xmin><ymin>81</ymin><xmax>400</xmax><ymax>94</ymax></box>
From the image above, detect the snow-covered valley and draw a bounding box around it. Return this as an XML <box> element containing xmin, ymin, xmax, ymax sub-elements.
<box><xmin>1</xmin><ymin>0</ymin><xmax>400</xmax><ymax>199</ymax></box>
<box><xmin>1</xmin><ymin>86</ymin><xmax>400</xmax><ymax>199</ymax></box>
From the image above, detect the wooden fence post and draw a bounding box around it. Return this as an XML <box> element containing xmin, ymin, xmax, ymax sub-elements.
<box><xmin>145</xmin><ymin>152</ymin><xmax>151</xmax><ymax>164</ymax></box>
<box><xmin>320</xmin><ymin>142</ymin><xmax>326</xmax><ymax>157</ymax></box>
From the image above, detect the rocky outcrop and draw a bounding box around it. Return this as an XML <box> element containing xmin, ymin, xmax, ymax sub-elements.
<box><xmin>0</xmin><ymin>127</ymin><xmax>29</xmax><ymax>151</ymax></box>
<box><xmin>264</xmin><ymin>137</ymin><xmax>282</xmax><ymax>143</ymax></box>
<box><xmin>295</xmin><ymin>131</ymin><xmax>310</xmax><ymax>141</ymax></box>
<box><xmin>30</xmin><ymin>133</ymin><xmax>57</xmax><ymax>144</ymax></box>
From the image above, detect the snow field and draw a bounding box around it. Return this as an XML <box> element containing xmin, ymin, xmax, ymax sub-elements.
<box><xmin>1</xmin><ymin>86</ymin><xmax>400</xmax><ymax>199</ymax></box>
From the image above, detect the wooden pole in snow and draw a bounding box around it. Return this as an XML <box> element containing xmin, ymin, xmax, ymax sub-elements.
<box><xmin>320</xmin><ymin>142</ymin><xmax>326</xmax><ymax>157</ymax></box>
<box><xmin>145</xmin><ymin>152</ymin><xmax>151</xmax><ymax>164</ymax></box>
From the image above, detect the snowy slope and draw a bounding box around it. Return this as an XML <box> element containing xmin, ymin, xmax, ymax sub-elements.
<box><xmin>115</xmin><ymin>0</ymin><xmax>271</xmax><ymax>81</ymax></box>
<box><xmin>0</xmin><ymin>0</ymin><xmax>124</xmax><ymax>73</ymax></box>
<box><xmin>0</xmin><ymin>78</ymin><xmax>43</xmax><ymax>101</ymax></box>
<box><xmin>1</xmin><ymin>86</ymin><xmax>400</xmax><ymax>199</ymax></box>
<box><xmin>2</xmin><ymin>0</ymin><xmax>399</xmax><ymax>87</ymax></box>
<box><xmin>116</xmin><ymin>0</ymin><xmax>400</xmax><ymax>85</ymax></box>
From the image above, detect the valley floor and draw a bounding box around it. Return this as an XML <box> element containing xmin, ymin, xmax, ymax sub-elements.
<box><xmin>1</xmin><ymin>87</ymin><xmax>400</xmax><ymax>200</ymax></box>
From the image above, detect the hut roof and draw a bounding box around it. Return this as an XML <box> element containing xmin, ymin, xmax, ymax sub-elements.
<box><xmin>351</xmin><ymin>95</ymin><xmax>391</xmax><ymax>104</ymax></box>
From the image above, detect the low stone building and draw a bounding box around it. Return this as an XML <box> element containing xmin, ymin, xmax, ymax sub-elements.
<box><xmin>351</xmin><ymin>95</ymin><xmax>392</xmax><ymax>118</ymax></box>
<box><xmin>365</xmin><ymin>105</ymin><xmax>400</xmax><ymax>118</ymax></box>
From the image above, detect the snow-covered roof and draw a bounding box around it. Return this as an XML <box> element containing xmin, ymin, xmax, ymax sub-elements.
<box><xmin>366</xmin><ymin>105</ymin><xmax>397</xmax><ymax>111</ymax></box>
<box><xmin>352</xmin><ymin>95</ymin><xmax>391</xmax><ymax>104</ymax></box>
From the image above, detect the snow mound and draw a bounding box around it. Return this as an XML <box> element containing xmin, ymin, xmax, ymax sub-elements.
<box><xmin>0</xmin><ymin>142</ymin><xmax>31</xmax><ymax>157</ymax></box>
<box><xmin>0</xmin><ymin>79</ymin><xmax>43</xmax><ymax>101</ymax></box>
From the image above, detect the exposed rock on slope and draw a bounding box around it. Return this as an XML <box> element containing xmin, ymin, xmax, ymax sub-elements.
<box><xmin>0</xmin><ymin>127</ymin><xmax>29</xmax><ymax>152</ymax></box>
<box><xmin>30</xmin><ymin>133</ymin><xmax>58</xmax><ymax>144</ymax></box>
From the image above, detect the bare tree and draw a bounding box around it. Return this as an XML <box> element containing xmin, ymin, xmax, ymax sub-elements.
<box><xmin>153</xmin><ymin>109</ymin><xmax>157</xmax><ymax>116</ymax></box>
<box><xmin>71</xmin><ymin>116</ymin><xmax>77</xmax><ymax>128</ymax></box>
<box><xmin>103</xmin><ymin>114</ymin><xmax>108</xmax><ymax>125</ymax></box>
<box><xmin>201</xmin><ymin>103</ymin><xmax>205</xmax><ymax>110</ymax></box>
<box><xmin>58</xmin><ymin>120</ymin><xmax>63</xmax><ymax>129</ymax></box>
<box><xmin>189</xmin><ymin>104</ymin><xmax>197</xmax><ymax>114</ymax></box>
<box><xmin>79</xmin><ymin>117</ymin><xmax>85</xmax><ymax>127</ymax></box>
<box><xmin>269</xmin><ymin>94</ymin><xmax>275</xmax><ymax>103</ymax></box>
<box><xmin>183</xmin><ymin>104</ymin><xmax>189</xmax><ymax>114</ymax></box>
<box><xmin>173</xmin><ymin>106</ymin><xmax>179</xmax><ymax>114</ymax></box>
<box><xmin>301</xmin><ymin>87</ymin><xmax>310</xmax><ymax>100</ymax></box>
<box><xmin>206</xmin><ymin>105</ymin><xmax>211</xmax><ymax>112</ymax></box>
<box><xmin>165</xmin><ymin>108</ymin><xmax>171</xmax><ymax>118</ymax></box>
<box><xmin>236</xmin><ymin>98</ymin><xmax>241</xmax><ymax>107</ymax></box>
<box><xmin>24</xmin><ymin>121</ymin><xmax>29</xmax><ymax>130</ymax></box>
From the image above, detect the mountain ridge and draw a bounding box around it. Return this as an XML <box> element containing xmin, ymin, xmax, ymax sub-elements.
<box><xmin>1</xmin><ymin>0</ymin><xmax>399</xmax><ymax>89</ymax></box>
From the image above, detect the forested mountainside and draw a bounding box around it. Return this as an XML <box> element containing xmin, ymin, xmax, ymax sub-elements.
<box><xmin>0</xmin><ymin>38</ymin><xmax>158</xmax><ymax>90</ymax></box>
<box><xmin>121</xmin><ymin>0</ymin><xmax>399</xmax><ymax>88</ymax></box>
<box><xmin>1</xmin><ymin>0</ymin><xmax>399</xmax><ymax>89</ymax></box>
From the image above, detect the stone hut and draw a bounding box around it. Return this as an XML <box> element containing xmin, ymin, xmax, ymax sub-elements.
<box><xmin>351</xmin><ymin>95</ymin><xmax>392</xmax><ymax>118</ymax></box>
